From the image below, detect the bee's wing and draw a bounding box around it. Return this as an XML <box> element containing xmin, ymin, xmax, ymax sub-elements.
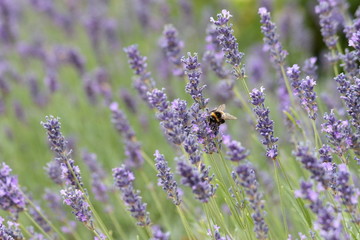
<box><xmin>215</xmin><ymin>104</ymin><xmax>226</xmax><ymax>111</ymax></box>
<box><xmin>223</xmin><ymin>113</ymin><xmax>237</xmax><ymax>120</ymax></box>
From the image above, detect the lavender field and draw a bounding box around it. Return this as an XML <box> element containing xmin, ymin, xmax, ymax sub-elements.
<box><xmin>0</xmin><ymin>0</ymin><xmax>360</xmax><ymax>239</ymax></box>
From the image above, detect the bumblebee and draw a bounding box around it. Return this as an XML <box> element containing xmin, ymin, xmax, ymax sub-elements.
<box><xmin>209</xmin><ymin>104</ymin><xmax>237</xmax><ymax>125</ymax></box>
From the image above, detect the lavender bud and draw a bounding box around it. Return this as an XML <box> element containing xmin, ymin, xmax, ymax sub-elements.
<box><xmin>150</xmin><ymin>225</ymin><xmax>170</xmax><ymax>240</ymax></box>
<box><xmin>28</xmin><ymin>203</ymin><xmax>51</xmax><ymax>233</ymax></box>
<box><xmin>0</xmin><ymin>162</ymin><xmax>26</xmax><ymax>218</ymax></box>
<box><xmin>177</xmin><ymin>161</ymin><xmax>217</xmax><ymax>203</ymax></box>
<box><xmin>299</xmin><ymin>76</ymin><xmax>318</xmax><ymax>120</ymax></box>
<box><xmin>113</xmin><ymin>165</ymin><xmax>151</xmax><ymax>226</ymax></box>
<box><xmin>210</xmin><ymin>9</ymin><xmax>244</xmax><ymax>69</ymax></box>
<box><xmin>44</xmin><ymin>160</ymin><xmax>64</xmax><ymax>185</ymax></box>
<box><xmin>224</xmin><ymin>139</ymin><xmax>249</xmax><ymax>162</ymax></box>
<box><xmin>154</xmin><ymin>150</ymin><xmax>182</xmax><ymax>205</ymax></box>
<box><xmin>315</xmin><ymin>0</ymin><xmax>339</xmax><ymax>49</ymax></box>
<box><xmin>0</xmin><ymin>216</ymin><xmax>24</xmax><ymax>239</ymax></box>
<box><xmin>159</xmin><ymin>24</ymin><xmax>184</xmax><ymax>77</ymax></box>
<box><xmin>250</xmin><ymin>87</ymin><xmax>278</xmax><ymax>159</ymax></box>
<box><xmin>258</xmin><ymin>7</ymin><xmax>288</xmax><ymax>66</ymax></box>
<box><xmin>319</xmin><ymin>144</ymin><xmax>333</xmax><ymax>163</ymax></box>
<box><xmin>181</xmin><ymin>52</ymin><xmax>209</xmax><ymax>109</ymax></box>
<box><xmin>302</xmin><ymin>57</ymin><xmax>318</xmax><ymax>80</ymax></box>
<box><xmin>60</xmin><ymin>187</ymin><xmax>93</xmax><ymax>225</ymax></box>
<box><xmin>235</xmin><ymin>164</ymin><xmax>268</xmax><ymax>240</ymax></box>
<box><xmin>110</xmin><ymin>102</ymin><xmax>144</xmax><ymax>168</ymax></box>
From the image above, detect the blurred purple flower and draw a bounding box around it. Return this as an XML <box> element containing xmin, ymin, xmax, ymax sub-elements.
<box><xmin>113</xmin><ymin>165</ymin><xmax>151</xmax><ymax>226</ymax></box>
<box><xmin>335</xmin><ymin>164</ymin><xmax>360</xmax><ymax>223</ymax></box>
<box><xmin>124</xmin><ymin>44</ymin><xmax>155</xmax><ymax>105</ymax></box>
<box><xmin>224</xmin><ymin>139</ymin><xmax>249</xmax><ymax>162</ymax></box>
<box><xmin>296</xmin><ymin>181</ymin><xmax>345</xmax><ymax>240</ymax></box>
<box><xmin>183</xmin><ymin>133</ymin><xmax>201</xmax><ymax>164</ymax></box>
<box><xmin>235</xmin><ymin>163</ymin><xmax>268</xmax><ymax>240</ymax></box>
<box><xmin>303</xmin><ymin>57</ymin><xmax>318</xmax><ymax>80</ymax></box>
<box><xmin>28</xmin><ymin>203</ymin><xmax>51</xmax><ymax>233</ymax></box>
<box><xmin>0</xmin><ymin>162</ymin><xmax>26</xmax><ymax>218</ymax></box>
<box><xmin>299</xmin><ymin>76</ymin><xmax>318</xmax><ymax>120</ymax></box>
<box><xmin>321</xmin><ymin>110</ymin><xmax>356</xmax><ymax>157</ymax></box>
<box><xmin>258</xmin><ymin>7</ymin><xmax>288</xmax><ymax>67</ymax></box>
<box><xmin>0</xmin><ymin>216</ymin><xmax>24</xmax><ymax>239</ymax></box>
<box><xmin>319</xmin><ymin>144</ymin><xmax>333</xmax><ymax>162</ymax></box>
<box><xmin>250</xmin><ymin>87</ymin><xmax>278</xmax><ymax>159</ymax></box>
<box><xmin>159</xmin><ymin>24</ymin><xmax>184</xmax><ymax>77</ymax></box>
<box><xmin>154</xmin><ymin>150</ymin><xmax>182</xmax><ymax>205</ymax></box>
<box><xmin>120</xmin><ymin>88</ymin><xmax>138</xmax><ymax>113</ymax></box>
<box><xmin>315</xmin><ymin>0</ymin><xmax>339</xmax><ymax>49</ymax></box>
<box><xmin>295</xmin><ymin>146</ymin><xmax>333</xmax><ymax>189</ymax></box>
<box><xmin>150</xmin><ymin>225</ymin><xmax>170</xmax><ymax>240</ymax></box>
<box><xmin>43</xmin><ymin>189</ymin><xmax>66</xmax><ymax>222</ymax></box>
<box><xmin>44</xmin><ymin>160</ymin><xmax>64</xmax><ymax>185</ymax></box>
<box><xmin>177</xmin><ymin>161</ymin><xmax>216</xmax><ymax>203</ymax></box>
<box><xmin>110</xmin><ymin>102</ymin><xmax>144</xmax><ymax>168</ymax></box>
<box><xmin>340</xmin><ymin>49</ymin><xmax>359</xmax><ymax>78</ymax></box>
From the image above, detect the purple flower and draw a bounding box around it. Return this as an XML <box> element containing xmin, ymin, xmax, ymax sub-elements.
<box><xmin>81</xmin><ymin>150</ymin><xmax>109</xmax><ymax>204</ymax></box>
<box><xmin>340</xmin><ymin>49</ymin><xmax>359</xmax><ymax>78</ymax></box>
<box><xmin>299</xmin><ymin>76</ymin><xmax>318</xmax><ymax>120</ymax></box>
<box><xmin>147</xmin><ymin>88</ymin><xmax>169</xmax><ymax>112</ymax></box>
<box><xmin>209</xmin><ymin>225</ymin><xmax>227</xmax><ymax>240</ymax></box>
<box><xmin>0</xmin><ymin>216</ymin><xmax>24</xmax><ymax>239</ymax></box>
<box><xmin>224</xmin><ymin>139</ymin><xmax>248</xmax><ymax>162</ymax></box>
<box><xmin>182</xmin><ymin>52</ymin><xmax>209</xmax><ymax>109</ymax></box>
<box><xmin>41</xmin><ymin>116</ymin><xmax>83</xmax><ymax>188</ymax></box>
<box><xmin>43</xmin><ymin>189</ymin><xmax>66</xmax><ymax>222</ymax></box>
<box><xmin>315</xmin><ymin>0</ymin><xmax>339</xmax><ymax>49</ymax></box>
<box><xmin>286</xmin><ymin>64</ymin><xmax>301</xmax><ymax>96</ymax></box>
<box><xmin>150</xmin><ymin>225</ymin><xmax>170</xmax><ymax>240</ymax></box>
<box><xmin>319</xmin><ymin>144</ymin><xmax>333</xmax><ymax>163</ymax></box>
<box><xmin>28</xmin><ymin>203</ymin><xmax>51</xmax><ymax>233</ymax></box>
<box><xmin>349</xmin><ymin>30</ymin><xmax>360</xmax><ymax>53</ymax></box>
<box><xmin>250</xmin><ymin>87</ymin><xmax>278</xmax><ymax>159</ymax></box>
<box><xmin>177</xmin><ymin>161</ymin><xmax>216</xmax><ymax>203</ymax></box>
<box><xmin>60</xmin><ymin>187</ymin><xmax>93</xmax><ymax>225</ymax></box>
<box><xmin>335</xmin><ymin>164</ymin><xmax>360</xmax><ymax>223</ymax></box>
<box><xmin>113</xmin><ymin>165</ymin><xmax>151</xmax><ymax>226</ymax></box>
<box><xmin>321</xmin><ymin>111</ymin><xmax>356</xmax><ymax>156</ymax></box>
<box><xmin>296</xmin><ymin>181</ymin><xmax>345</xmax><ymax>240</ymax></box>
<box><xmin>303</xmin><ymin>57</ymin><xmax>318</xmax><ymax>80</ymax></box>
<box><xmin>44</xmin><ymin>160</ymin><xmax>64</xmax><ymax>185</ymax></box>
<box><xmin>235</xmin><ymin>164</ymin><xmax>268</xmax><ymax>240</ymax></box>
<box><xmin>119</xmin><ymin>88</ymin><xmax>138</xmax><ymax>114</ymax></box>
<box><xmin>340</xmin><ymin>77</ymin><xmax>360</xmax><ymax>131</ymax></box>
<box><xmin>110</xmin><ymin>102</ymin><xmax>144</xmax><ymax>168</ymax></box>
<box><xmin>258</xmin><ymin>7</ymin><xmax>288</xmax><ymax>66</ymax></box>
<box><xmin>183</xmin><ymin>134</ymin><xmax>201</xmax><ymax>164</ymax></box>
<box><xmin>210</xmin><ymin>10</ymin><xmax>244</xmax><ymax>71</ymax></box>
<box><xmin>54</xmin><ymin>46</ymin><xmax>85</xmax><ymax>76</ymax></box>
<box><xmin>159</xmin><ymin>24</ymin><xmax>184</xmax><ymax>77</ymax></box>
<box><xmin>0</xmin><ymin>163</ymin><xmax>26</xmax><ymax>218</ymax></box>
<box><xmin>154</xmin><ymin>150</ymin><xmax>182</xmax><ymax>205</ymax></box>
<box><xmin>295</xmin><ymin>146</ymin><xmax>333</xmax><ymax>189</ymax></box>
<box><xmin>124</xmin><ymin>44</ymin><xmax>155</xmax><ymax>104</ymax></box>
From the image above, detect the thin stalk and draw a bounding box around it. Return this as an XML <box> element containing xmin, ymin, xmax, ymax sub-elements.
<box><xmin>177</xmin><ymin>206</ymin><xmax>196</xmax><ymax>240</ymax></box>
<box><xmin>24</xmin><ymin>211</ymin><xmax>53</xmax><ymax>240</ymax></box>
<box><xmin>141</xmin><ymin>150</ymin><xmax>157</xmax><ymax>172</ymax></box>
<box><xmin>64</xmin><ymin>160</ymin><xmax>113</xmax><ymax>240</ymax></box>
<box><xmin>280</xmin><ymin>65</ymin><xmax>296</xmax><ymax>107</ymax></box>
<box><xmin>312</xmin><ymin>120</ymin><xmax>321</xmax><ymax>149</ymax></box>
<box><xmin>109</xmin><ymin>211</ymin><xmax>127</xmax><ymax>239</ymax></box>
<box><xmin>139</xmin><ymin>169</ymin><xmax>171</xmax><ymax>231</ymax></box>
<box><xmin>273</xmin><ymin>160</ymin><xmax>288</xmax><ymax>237</ymax></box>
<box><xmin>22</xmin><ymin>193</ymin><xmax>67</xmax><ymax>240</ymax></box>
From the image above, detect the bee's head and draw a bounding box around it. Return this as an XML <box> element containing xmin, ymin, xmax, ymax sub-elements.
<box><xmin>215</xmin><ymin>111</ymin><xmax>222</xmax><ymax>118</ymax></box>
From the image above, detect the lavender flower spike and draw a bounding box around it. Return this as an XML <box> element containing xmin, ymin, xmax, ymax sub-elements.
<box><xmin>224</xmin><ymin>138</ymin><xmax>249</xmax><ymax>162</ymax></box>
<box><xmin>235</xmin><ymin>164</ymin><xmax>268</xmax><ymax>240</ymax></box>
<box><xmin>315</xmin><ymin>0</ymin><xmax>339</xmax><ymax>49</ymax></box>
<box><xmin>177</xmin><ymin>161</ymin><xmax>217</xmax><ymax>203</ymax></box>
<box><xmin>60</xmin><ymin>187</ymin><xmax>93</xmax><ymax>226</ymax></box>
<box><xmin>159</xmin><ymin>24</ymin><xmax>184</xmax><ymax>77</ymax></box>
<box><xmin>0</xmin><ymin>163</ymin><xmax>26</xmax><ymax>218</ymax></box>
<box><xmin>0</xmin><ymin>216</ymin><xmax>24</xmax><ymax>239</ymax></box>
<box><xmin>41</xmin><ymin>116</ymin><xmax>83</xmax><ymax>188</ymax></box>
<box><xmin>210</xmin><ymin>9</ymin><xmax>244</xmax><ymax>69</ymax></box>
<box><xmin>181</xmin><ymin>52</ymin><xmax>209</xmax><ymax>109</ymax></box>
<box><xmin>154</xmin><ymin>150</ymin><xmax>182</xmax><ymax>205</ymax></box>
<box><xmin>113</xmin><ymin>165</ymin><xmax>151</xmax><ymax>226</ymax></box>
<box><xmin>124</xmin><ymin>45</ymin><xmax>155</xmax><ymax>104</ymax></box>
<box><xmin>150</xmin><ymin>225</ymin><xmax>170</xmax><ymax>240</ymax></box>
<box><xmin>110</xmin><ymin>102</ymin><xmax>144</xmax><ymax>168</ymax></box>
<box><xmin>299</xmin><ymin>76</ymin><xmax>318</xmax><ymax>120</ymax></box>
<box><xmin>250</xmin><ymin>87</ymin><xmax>278</xmax><ymax>159</ymax></box>
<box><xmin>258</xmin><ymin>7</ymin><xmax>288</xmax><ymax>66</ymax></box>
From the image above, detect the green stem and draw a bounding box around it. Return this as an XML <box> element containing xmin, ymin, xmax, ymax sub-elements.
<box><xmin>109</xmin><ymin>211</ymin><xmax>127</xmax><ymax>239</ymax></box>
<box><xmin>176</xmin><ymin>206</ymin><xmax>196</xmax><ymax>240</ymax></box>
<box><xmin>23</xmin><ymin>193</ymin><xmax>67</xmax><ymax>240</ymax></box>
<box><xmin>139</xmin><ymin>169</ymin><xmax>171</xmax><ymax>231</ymax></box>
<box><xmin>24</xmin><ymin>211</ymin><xmax>53</xmax><ymax>240</ymax></box>
<box><xmin>273</xmin><ymin>161</ymin><xmax>288</xmax><ymax>238</ymax></box>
